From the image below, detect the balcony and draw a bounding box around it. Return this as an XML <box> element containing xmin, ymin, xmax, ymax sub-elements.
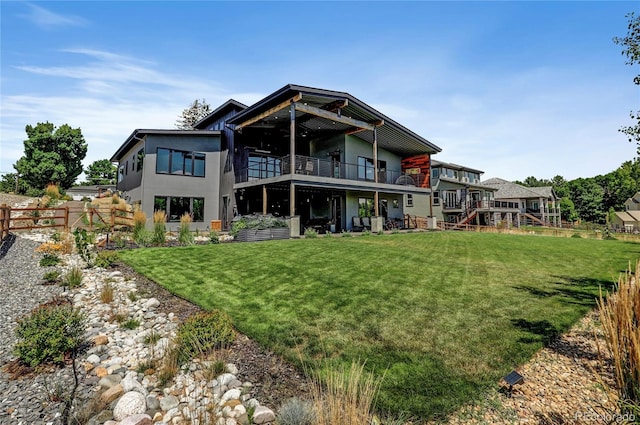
<box><xmin>235</xmin><ymin>154</ymin><xmax>427</xmax><ymax>188</ymax></box>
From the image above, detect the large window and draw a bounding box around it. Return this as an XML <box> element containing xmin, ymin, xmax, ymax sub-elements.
<box><xmin>136</xmin><ymin>149</ymin><xmax>144</xmax><ymax>172</ymax></box>
<box><xmin>154</xmin><ymin>196</ymin><xmax>205</xmax><ymax>222</ymax></box>
<box><xmin>357</xmin><ymin>157</ymin><xmax>386</xmax><ymax>181</ymax></box>
<box><xmin>156</xmin><ymin>148</ymin><xmax>205</xmax><ymax>177</ymax></box>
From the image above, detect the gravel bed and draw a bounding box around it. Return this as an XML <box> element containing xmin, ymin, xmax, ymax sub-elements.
<box><xmin>0</xmin><ymin>235</ymin><xmax>76</xmax><ymax>425</ymax></box>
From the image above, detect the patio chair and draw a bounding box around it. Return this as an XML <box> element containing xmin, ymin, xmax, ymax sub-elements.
<box><xmin>304</xmin><ymin>160</ymin><xmax>315</xmax><ymax>175</ymax></box>
<box><xmin>352</xmin><ymin>216</ymin><xmax>364</xmax><ymax>232</ymax></box>
<box><xmin>361</xmin><ymin>216</ymin><xmax>371</xmax><ymax>230</ymax></box>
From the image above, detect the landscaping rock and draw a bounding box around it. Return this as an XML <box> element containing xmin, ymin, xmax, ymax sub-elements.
<box><xmin>252</xmin><ymin>405</ymin><xmax>276</xmax><ymax>424</ymax></box>
<box><xmin>113</xmin><ymin>391</ymin><xmax>147</xmax><ymax>421</ymax></box>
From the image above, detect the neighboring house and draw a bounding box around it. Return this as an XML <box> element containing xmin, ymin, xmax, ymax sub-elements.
<box><xmin>611</xmin><ymin>191</ymin><xmax>640</xmax><ymax>232</ymax></box>
<box><xmin>482</xmin><ymin>178</ymin><xmax>561</xmax><ymax>227</ymax></box>
<box><xmin>612</xmin><ymin>210</ymin><xmax>640</xmax><ymax>233</ymax></box>
<box><xmin>111</xmin><ymin>84</ymin><xmax>442</xmax><ymax>233</ymax></box>
<box><xmin>624</xmin><ymin>191</ymin><xmax>640</xmax><ymax>211</ymax></box>
<box><xmin>66</xmin><ymin>185</ymin><xmax>117</xmax><ymax>201</ymax></box>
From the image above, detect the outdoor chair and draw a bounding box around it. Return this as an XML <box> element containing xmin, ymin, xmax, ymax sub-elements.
<box><xmin>305</xmin><ymin>160</ymin><xmax>315</xmax><ymax>175</ymax></box>
<box><xmin>352</xmin><ymin>216</ymin><xmax>364</xmax><ymax>232</ymax></box>
<box><xmin>361</xmin><ymin>216</ymin><xmax>371</xmax><ymax>230</ymax></box>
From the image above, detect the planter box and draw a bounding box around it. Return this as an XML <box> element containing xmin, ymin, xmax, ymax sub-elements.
<box><xmin>236</xmin><ymin>228</ymin><xmax>290</xmax><ymax>242</ymax></box>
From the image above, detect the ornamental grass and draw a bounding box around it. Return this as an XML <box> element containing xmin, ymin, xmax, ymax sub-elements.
<box><xmin>597</xmin><ymin>260</ymin><xmax>640</xmax><ymax>415</ymax></box>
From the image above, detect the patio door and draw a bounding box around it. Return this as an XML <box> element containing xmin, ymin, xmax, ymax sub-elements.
<box><xmin>332</xmin><ymin>196</ymin><xmax>342</xmax><ymax>232</ymax></box>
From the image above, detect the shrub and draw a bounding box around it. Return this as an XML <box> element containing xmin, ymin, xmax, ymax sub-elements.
<box><xmin>178</xmin><ymin>213</ymin><xmax>194</xmax><ymax>245</ymax></box>
<box><xmin>230</xmin><ymin>214</ymin><xmax>288</xmax><ymax>238</ymax></box>
<box><xmin>277</xmin><ymin>397</ymin><xmax>316</xmax><ymax>425</ymax></box>
<box><xmin>63</xmin><ymin>266</ymin><xmax>84</xmax><ymax>288</ymax></box>
<box><xmin>210</xmin><ymin>230</ymin><xmax>220</xmax><ymax>244</ymax></box>
<box><xmin>304</xmin><ymin>228</ymin><xmax>318</xmax><ymax>239</ymax></box>
<box><xmin>597</xmin><ymin>260</ymin><xmax>640</xmax><ymax>414</ymax></box>
<box><xmin>43</xmin><ymin>270</ymin><xmax>61</xmax><ymax>284</ymax></box>
<box><xmin>40</xmin><ymin>253</ymin><xmax>61</xmax><ymax>267</ymax></box>
<box><xmin>571</xmin><ymin>233</ymin><xmax>582</xmax><ymax>238</ymax></box>
<box><xmin>175</xmin><ymin>310</ymin><xmax>235</xmax><ymax>365</ymax></box>
<box><xmin>44</xmin><ymin>184</ymin><xmax>61</xmax><ymax>200</ymax></box>
<box><xmin>94</xmin><ymin>250</ymin><xmax>118</xmax><ymax>268</ymax></box>
<box><xmin>111</xmin><ymin>194</ymin><xmax>120</xmax><ymax>205</ymax></box>
<box><xmin>13</xmin><ymin>301</ymin><xmax>87</xmax><ymax>367</ymax></box>
<box><xmin>121</xmin><ymin>319</ymin><xmax>140</xmax><ymax>330</ymax></box>
<box><xmin>73</xmin><ymin>228</ymin><xmax>95</xmax><ymax>267</ymax></box>
<box><xmin>143</xmin><ymin>330</ymin><xmax>161</xmax><ymax>345</ymax></box>
<box><xmin>152</xmin><ymin>210</ymin><xmax>167</xmax><ymax>245</ymax></box>
<box><xmin>341</xmin><ymin>230</ymin><xmax>352</xmax><ymax>238</ymax></box>
<box><xmin>362</xmin><ymin>230</ymin><xmax>371</xmax><ymax>236</ymax></box>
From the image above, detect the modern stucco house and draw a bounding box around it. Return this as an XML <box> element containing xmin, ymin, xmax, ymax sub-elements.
<box><xmin>111</xmin><ymin>84</ymin><xmax>442</xmax><ymax>233</ymax></box>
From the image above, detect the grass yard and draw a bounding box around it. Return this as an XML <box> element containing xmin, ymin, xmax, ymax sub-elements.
<box><xmin>119</xmin><ymin>232</ymin><xmax>640</xmax><ymax>420</ymax></box>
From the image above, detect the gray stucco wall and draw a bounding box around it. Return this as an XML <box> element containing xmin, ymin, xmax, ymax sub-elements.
<box><xmin>116</xmin><ymin>134</ymin><xmax>222</xmax><ymax>231</ymax></box>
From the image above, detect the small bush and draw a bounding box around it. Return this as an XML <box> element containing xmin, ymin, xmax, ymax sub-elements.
<box><xmin>202</xmin><ymin>359</ymin><xmax>227</xmax><ymax>381</ymax></box>
<box><xmin>277</xmin><ymin>397</ymin><xmax>316</xmax><ymax>425</ymax></box>
<box><xmin>152</xmin><ymin>210</ymin><xmax>167</xmax><ymax>245</ymax></box>
<box><xmin>40</xmin><ymin>253</ymin><xmax>61</xmax><ymax>267</ymax></box>
<box><xmin>304</xmin><ymin>228</ymin><xmax>318</xmax><ymax>239</ymax></box>
<box><xmin>111</xmin><ymin>194</ymin><xmax>120</xmax><ymax>205</ymax></box>
<box><xmin>324</xmin><ymin>232</ymin><xmax>333</xmax><ymax>238</ymax></box>
<box><xmin>210</xmin><ymin>230</ymin><xmax>220</xmax><ymax>244</ymax></box>
<box><xmin>121</xmin><ymin>319</ymin><xmax>140</xmax><ymax>330</ymax></box>
<box><xmin>43</xmin><ymin>270</ymin><xmax>61</xmax><ymax>284</ymax></box>
<box><xmin>178</xmin><ymin>213</ymin><xmax>194</xmax><ymax>245</ymax></box>
<box><xmin>14</xmin><ymin>301</ymin><xmax>87</xmax><ymax>367</ymax></box>
<box><xmin>94</xmin><ymin>250</ymin><xmax>118</xmax><ymax>268</ymax></box>
<box><xmin>571</xmin><ymin>233</ymin><xmax>582</xmax><ymax>238</ymax></box>
<box><xmin>63</xmin><ymin>266</ymin><xmax>84</xmax><ymax>288</ymax></box>
<box><xmin>341</xmin><ymin>230</ymin><xmax>352</xmax><ymax>238</ymax></box>
<box><xmin>73</xmin><ymin>228</ymin><xmax>95</xmax><ymax>267</ymax></box>
<box><xmin>175</xmin><ymin>310</ymin><xmax>235</xmax><ymax>365</ymax></box>
<box><xmin>127</xmin><ymin>291</ymin><xmax>139</xmax><ymax>302</ymax></box>
<box><xmin>362</xmin><ymin>230</ymin><xmax>371</xmax><ymax>236</ymax></box>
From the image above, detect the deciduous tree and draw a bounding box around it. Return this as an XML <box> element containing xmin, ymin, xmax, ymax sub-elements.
<box><xmin>614</xmin><ymin>12</ymin><xmax>640</xmax><ymax>150</ymax></box>
<box><xmin>84</xmin><ymin>159</ymin><xmax>117</xmax><ymax>185</ymax></box>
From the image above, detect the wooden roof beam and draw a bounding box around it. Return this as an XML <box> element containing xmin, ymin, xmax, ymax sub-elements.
<box><xmin>293</xmin><ymin>102</ymin><xmax>383</xmax><ymax>131</ymax></box>
<box><xmin>236</xmin><ymin>93</ymin><xmax>302</xmax><ymax>130</ymax></box>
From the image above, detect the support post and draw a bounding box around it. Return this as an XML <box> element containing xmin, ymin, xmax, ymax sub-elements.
<box><xmin>262</xmin><ymin>185</ymin><xmax>268</xmax><ymax>215</ymax></box>
<box><xmin>290</xmin><ymin>102</ymin><xmax>296</xmax><ymax>217</ymax></box>
<box><xmin>373</xmin><ymin>127</ymin><xmax>379</xmax><ymax>217</ymax></box>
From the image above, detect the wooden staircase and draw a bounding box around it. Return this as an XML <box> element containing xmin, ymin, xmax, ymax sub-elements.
<box><xmin>523</xmin><ymin>212</ymin><xmax>546</xmax><ymax>226</ymax></box>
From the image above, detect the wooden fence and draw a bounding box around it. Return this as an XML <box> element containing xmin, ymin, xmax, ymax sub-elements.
<box><xmin>0</xmin><ymin>204</ymin><xmax>133</xmax><ymax>243</ymax></box>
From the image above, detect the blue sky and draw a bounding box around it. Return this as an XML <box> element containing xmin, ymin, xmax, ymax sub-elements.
<box><xmin>1</xmin><ymin>1</ymin><xmax>638</xmax><ymax>182</ymax></box>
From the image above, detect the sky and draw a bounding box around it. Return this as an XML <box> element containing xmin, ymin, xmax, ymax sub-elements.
<box><xmin>1</xmin><ymin>1</ymin><xmax>639</xmax><ymax>183</ymax></box>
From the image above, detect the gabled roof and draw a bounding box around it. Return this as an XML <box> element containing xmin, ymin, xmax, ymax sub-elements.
<box><xmin>482</xmin><ymin>178</ymin><xmax>555</xmax><ymax>200</ymax></box>
<box><xmin>226</xmin><ymin>84</ymin><xmax>442</xmax><ymax>156</ymax></box>
<box><xmin>615</xmin><ymin>211</ymin><xmax>640</xmax><ymax>222</ymax></box>
<box><xmin>625</xmin><ymin>191</ymin><xmax>640</xmax><ymax>205</ymax></box>
<box><xmin>111</xmin><ymin>129</ymin><xmax>221</xmax><ymax>162</ymax></box>
<box><xmin>437</xmin><ymin>176</ymin><xmax>497</xmax><ymax>191</ymax></box>
<box><xmin>194</xmin><ymin>99</ymin><xmax>248</xmax><ymax>129</ymax></box>
<box><xmin>431</xmin><ymin>159</ymin><xmax>484</xmax><ymax>174</ymax></box>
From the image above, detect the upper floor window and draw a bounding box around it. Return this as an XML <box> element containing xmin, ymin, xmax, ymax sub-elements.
<box><xmin>431</xmin><ymin>168</ymin><xmax>440</xmax><ymax>180</ymax></box>
<box><xmin>156</xmin><ymin>148</ymin><xmax>205</xmax><ymax>177</ymax></box>
<box><xmin>136</xmin><ymin>149</ymin><xmax>144</xmax><ymax>172</ymax></box>
<box><xmin>357</xmin><ymin>157</ymin><xmax>386</xmax><ymax>181</ymax></box>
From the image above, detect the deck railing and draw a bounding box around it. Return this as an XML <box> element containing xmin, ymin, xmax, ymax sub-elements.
<box><xmin>236</xmin><ymin>154</ymin><xmax>427</xmax><ymax>187</ymax></box>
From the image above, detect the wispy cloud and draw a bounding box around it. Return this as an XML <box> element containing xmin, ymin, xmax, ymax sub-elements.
<box><xmin>0</xmin><ymin>48</ymin><xmax>265</xmax><ymax>174</ymax></box>
<box><xmin>20</xmin><ymin>3</ymin><xmax>88</xmax><ymax>29</ymax></box>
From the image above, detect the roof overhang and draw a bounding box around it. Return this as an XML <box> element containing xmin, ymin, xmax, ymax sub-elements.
<box><xmin>227</xmin><ymin>84</ymin><xmax>442</xmax><ymax>157</ymax></box>
<box><xmin>110</xmin><ymin>129</ymin><xmax>221</xmax><ymax>162</ymax></box>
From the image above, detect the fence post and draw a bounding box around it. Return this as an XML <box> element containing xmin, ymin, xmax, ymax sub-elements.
<box><xmin>64</xmin><ymin>205</ymin><xmax>69</xmax><ymax>231</ymax></box>
<box><xmin>111</xmin><ymin>207</ymin><xmax>115</xmax><ymax>231</ymax></box>
<box><xmin>89</xmin><ymin>209</ymin><xmax>94</xmax><ymax>231</ymax></box>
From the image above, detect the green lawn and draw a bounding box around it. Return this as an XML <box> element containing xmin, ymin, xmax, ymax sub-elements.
<box><xmin>119</xmin><ymin>232</ymin><xmax>639</xmax><ymax>420</ymax></box>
